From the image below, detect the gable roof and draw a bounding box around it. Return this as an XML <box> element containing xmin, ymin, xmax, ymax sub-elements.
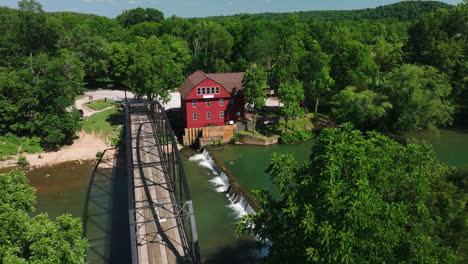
<box><xmin>179</xmin><ymin>70</ymin><xmax>245</xmax><ymax>99</ymax></box>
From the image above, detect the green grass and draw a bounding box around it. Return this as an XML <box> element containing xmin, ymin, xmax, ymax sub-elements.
<box><xmin>0</xmin><ymin>133</ymin><xmax>43</xmax><ymax>160</ymax></box>
<box><xmin>85</xmin><ymin>99</ymin><xmax>115</xmax><ymax>111</ymax></box>
<box><xmin>81</xmin><ymin>108</ymin><xmax>124</xmax><ymax>141</ymax></box>
<box><xmin>278</xmin><ymin>113</ymin><xmax>315</xmax><ymax>133</ymax></box>
<box><xmin>238</xmin><ymin>130</ymin><xmax>277</xmax><ymax>140</ymax></box>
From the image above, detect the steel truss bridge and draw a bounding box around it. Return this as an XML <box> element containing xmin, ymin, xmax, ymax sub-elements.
<box><xmin>125</xmin><ymin>100</ymin><xmax>201</xmax><ymax>264</ymax></box>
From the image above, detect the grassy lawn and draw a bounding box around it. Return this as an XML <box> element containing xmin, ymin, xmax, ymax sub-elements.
<box><xmin>0</xmin><ymin>133</ymin><xmax>43</xmax><ymax>161</ymax></box>
<box><xmin>81</xmin><ymin>108</ymin><xmax>124</xmax><ymax>140</ymax></box>
<box><xmin>277</xmin><ymin>113</ymin><xmax>315</xmax><ymax>133</ymax></box>
<box><xmin>238</xmin><ymin>129</ymin><xmax>277</xmax><ymax>140</ymax></box>
<box><xmin>85</xmin><ymin>99</ymin><xmax>115</xmax><ymax>111</ymax></box>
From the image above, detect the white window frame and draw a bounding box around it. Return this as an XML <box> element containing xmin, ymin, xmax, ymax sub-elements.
<box><xmin>219</xmin><ymin>99</ymin><xmax>224</xmax><ymax>106</ymax></box>
<box><xmin>219</xmin><ymin>111</ymin><xmax>224</xmax><ymax>118</ymax></box>
<box><xmin>197</xmin><ymin>88</ymin><xmax>201</xmax><ymax>95</ymax></box>
<box><xmin>206</xmin><ymin>99</ymin><xmax>211</xmax><ymax>107</ymax></box>
<box><xmin>206</xmin><ymin>112</ymin><xmax>211</xmax><ymax>120</ymax></box>
<box><xmin>216</xmin><ymin>87</ymin><xmax>220</xmax><ymax>94</ymax></box>
<box><xmin>192</xmin><ymin>100</ymin><xmax>197</xmax><ymax>108</ymax></box>
<box><xmin>193</xmin><ymin>112</ymin><xmax>197</xmax><ymax>120</ymax></box>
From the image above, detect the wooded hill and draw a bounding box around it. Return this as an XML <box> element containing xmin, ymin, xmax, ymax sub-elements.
<box><xmin>210</xmin><ymin>1</ymin><xmax>454</xmax><ymax>21</ymax></box>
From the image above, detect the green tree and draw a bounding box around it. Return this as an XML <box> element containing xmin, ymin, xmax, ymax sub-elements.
<box><xmin>0</xmin><ymin>50</ymin><xmax>84</xmax><ymax>149</ymax></box>
<box><xmin>381</xmin><ymin>64</ymin><xmax>454</xmax><ymax>131</ymax></box>
<box><xmin>237</xmin><ymin>125</ymin><xmax>463</xmax><ymax>263</ymax></box>
<box><xmin>331</xmin><ymin>40</ymin><xmax>379</xmax><ymax>90</ymax></box>
<box><xmin>372</xmin><ymin>37</ymin><xmax>403</xmax><ymax>73</ymax></box>
<box><xmin>300</xmin><ymin>40</ymin><xmax>334</xmax><ymax>113</ymax></box>
<box><xmin>278</xmin><ymin>79</ymin><xmax>305</xmax><ymax>130</ymax></box>
<box><xmin>160</xmin><ymin>35</ymin><xmax>193</xmax><ymax>75</ymax></box>
<box><xmin>404</xmin><ymin>2</ymin><xmax>467</xmax><ymax>124</ymax></box>
<box><xmin>242</xmin><ymin>65</ymin><xmax>268</xmax><ymax>133</ymax></box>
<box><xmin>0</xmin><ymin>169</ymin><xmax>88</xmax><ymax>263</ymax></box>
<box><xmin>116</xmin><ymin>8</ymin><xmax>146</xmax><ymax>27</ymax></box>
<box><xmin>16</xmin><ymin>0</ymin><xmax>60</xmax><ymax>57</ymax></box>
<box><xmin>125</xmin><ymin>36</ymin><xmax>183</xmax><ymax>102</ymax></box>
<box><xmin>57</xmin><ymin>24</ymin><xmax>111</xmax><ymax>85</ymax></box>
<box><xmin>272</xmin><ymin>30</ymin><xmax>306</xmax><ymax>87</ymax></box>
<box><xmin>331</xmin><ymin>86</ymin><xmax>392</xmax><ymax>130</ymax></box>
<box><xmin>192</xmin><ymin>21</ymin><xmax>234</xmax><ymax>72</ymax></box>
<box><xmin>129</xmin><ymin>21</ymin><xmax>161</xmax><ymax>39</ymax></box>
<box><xmin>404</xmin><ymin>3</ymin><xmax>467</xmax><ymax>95</ymax></box>
<box><xmin>17</xmin><ymin>0</ymin><xmax>43</xmax><ymax>12</ymax></box>
<box><xmin>144</xmin><ymin>8</ymin><xmax>164</xmax><ymax>23</ymax></box>
<box><xmin>108</xmin><ymin>41</ymin><xmax>131</xmax><ymax>87</ymax></box>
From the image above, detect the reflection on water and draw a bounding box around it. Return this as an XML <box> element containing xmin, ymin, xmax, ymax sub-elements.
<box><xmin>2</xmin><ymin>128</ymin><xmax>466</xmax><ymax>263</ymax></box>
<box><xmin>404</xmin><ymin>128</ymin><xmax>468</xmax><ymax>168</ymax></box>
<box><xmin>210</xmin><ymin>140</ymin><xmax>315</xmax><ymax>198</ymax></box>
<box><xmin>5</xmin><ymin>153</ymin><xmax>132</xmax><ymax>264</ymax></box>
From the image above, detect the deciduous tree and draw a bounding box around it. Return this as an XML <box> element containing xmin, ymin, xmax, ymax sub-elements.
<box><xmin>243</xmin><ymin>65</ymin><xmax>268</xmax><ymax>133</ymax></box>
<box><xmin>381</xmin><ymin>64</ymin><xmax>454</xmax><ymax>131</ymax></box>
<box><xmin>331</xmin><ymin>86</ymin><xmax>392</xmax><ymax>130</ymax></box>
<box><xmin>300</xmin><ymin>40</ymin><xmax>334</xmax><ymax>113</ymax></box>
<box><xmin>0</xmin><ymin>169</ymin><xmax>88</xmax><ymax>263</ymax></box>
<box><xmin>278</xmin><ymin>79</ymin><xmax>305</xmax><ymax>130</ymax></box>
<box><xmin>237</xmin><ymin>125</ymin><xmax>463</xmax><ymax>264</ymax></box>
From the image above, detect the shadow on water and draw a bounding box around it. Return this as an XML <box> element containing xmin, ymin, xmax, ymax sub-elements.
<box><xmin>203</xmin><ymin>239</ymin><xmax>262</xmax><ymax>264</ymax></box>
<box><xmin>82</xmin><ymin>148</ymin><xmax>131</xmax><ymax>264</ymax></box>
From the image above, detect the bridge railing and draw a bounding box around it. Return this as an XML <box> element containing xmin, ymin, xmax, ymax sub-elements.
<box><xmin>150</xmin><ymin>100</ymin><xmax>201</xmax><ymax>264</ymax></box>
<box><xmin>125</xmin><ymin>104</ymin><xmax>139</xmax><ymax>264</ymax></box>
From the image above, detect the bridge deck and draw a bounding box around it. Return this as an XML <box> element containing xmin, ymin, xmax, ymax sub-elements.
<box><xmin>129</xmin><ymin>104</ymin><xmax>185</xmax><ymax>264</ymax></box>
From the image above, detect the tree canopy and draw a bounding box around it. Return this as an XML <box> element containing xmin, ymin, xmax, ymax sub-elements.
<box><xmin>237</xmin><ymin>125</ymin><xmax>466</xmax><ymax>263</ymax></box>
<box><xmin>0</xmin><ymin>0</ymin><xmax>465</xmax><ymax>146</ymax></box>
<box><xmin>0</xmin><ymin>169</ymin><xmax>88</xmax><ymax>263</ymax></box>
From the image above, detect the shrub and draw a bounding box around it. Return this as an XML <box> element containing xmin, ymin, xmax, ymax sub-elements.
<box><xmin>0</xmin><ymin>133</ymin><xmax>21</xmax><ymax>158</ymax></box>
<box><xmin>17</xmin><ymin>155</ymin><xmax>29</xmax><ymax>166</ymax></box>
<box><xmin>20</xmin><ymin>137</ymin><xmax>43</xmax><ymax>153</ymax></box>
<box><xmin>231</xmin><ymin>133</ymin><xmax>240</xmax><ymax>143</ymax></box>
<box><xmin>3</xmin><ymin>133</ymin><xmax>21</xmax><ymax>145</ymax></box>
<box><xmin>110</xmin><ymin>126</ymin><xmax>124</xmax><ymax>147</ymax></box>
<box><xmin>279</xmin><ymin>129</ymin><xmax>313</xmax><ymax>144</ymax></box>
<box><xmin>96</xmin><ymin>151</ymin><xmax>103</xmax><ymax>158</ymax></box>
<box><xmin>0</xmin><ymin>141</ymin><xmax>19</xmax><ymax>156</ymax></box>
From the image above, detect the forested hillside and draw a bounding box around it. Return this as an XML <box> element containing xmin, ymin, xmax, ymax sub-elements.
<box><xmin>0</xmin><ymin>0</ymin><xmax>466</xmax><ymax>263</ymax></box>
<box><xmin>212</xmin><ymin>1</ymin><xmax>454</xmax><ymax>21</ymax></box>
<box><xmin>0</xmin><ymin>0</ymin><xmax>466</xmax><ymax>145</ymax></box>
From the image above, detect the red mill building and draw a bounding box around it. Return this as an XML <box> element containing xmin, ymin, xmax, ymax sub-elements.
<box><xmin>179</xmin><ymin>70</ymin><xmax>245</xmax><ymax>129</ymax></box>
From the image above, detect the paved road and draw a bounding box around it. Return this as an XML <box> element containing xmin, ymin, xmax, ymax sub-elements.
<box><xmin>76</xmin><ymin>90</ymin><xmax>182</xmax><ymax>116</ymax></box>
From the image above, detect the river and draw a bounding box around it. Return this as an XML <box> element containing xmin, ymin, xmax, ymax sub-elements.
<box><xmin>1</xmin><ymin>128</ymin><xmax>466</xmax><ymax>263</ymax></box>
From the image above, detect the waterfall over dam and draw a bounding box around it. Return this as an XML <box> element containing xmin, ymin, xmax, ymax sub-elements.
<box><xmin>189</xmin><ymin>150</ymin><xmax>256</xmax><ymax>218</ymax></box>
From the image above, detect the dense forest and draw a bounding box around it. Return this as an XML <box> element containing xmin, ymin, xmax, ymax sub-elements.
<box><xmin>213</xmin><ymin>1</ymin><xmax>454</xmax><ymax>21</ymax></box>
<box><xmin>0</xmin><ymin>0</ymin><xmax>467</xmax><ymax>262</ymax></box>
<box><xmin>0</xmin><ymin>0</ymin><xmax>466</xmax><ymax>150</ymax></box>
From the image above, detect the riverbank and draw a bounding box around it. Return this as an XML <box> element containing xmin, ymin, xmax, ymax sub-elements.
<box><xmin>0</xmin><ymin>131</ymin><xmax>113</xmax><ymax>169</ymax></box>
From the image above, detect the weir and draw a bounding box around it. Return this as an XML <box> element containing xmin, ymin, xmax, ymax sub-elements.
<box><xmin>189</xmin><ymin>150</ymin><xmax>257</xmax><ymax>217</ymax></box>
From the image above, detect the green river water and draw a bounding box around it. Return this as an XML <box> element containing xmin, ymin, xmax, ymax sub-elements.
<box><xmin>1</xmin><ymin>128</ymin><xmax>467</xmax><ymax>263</ymax></box>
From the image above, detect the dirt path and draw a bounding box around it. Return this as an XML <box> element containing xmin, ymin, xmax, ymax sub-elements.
<box><xmin>0</xmin><ymin>131</ymin><xmax>114</xmax><ymax>169</ymax></box>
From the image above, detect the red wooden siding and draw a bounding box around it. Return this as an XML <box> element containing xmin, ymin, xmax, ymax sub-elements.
<box><xmin>183</xmin><ymin>76</ymin><xmax>245</xmax><ymax>129</ymax></box>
